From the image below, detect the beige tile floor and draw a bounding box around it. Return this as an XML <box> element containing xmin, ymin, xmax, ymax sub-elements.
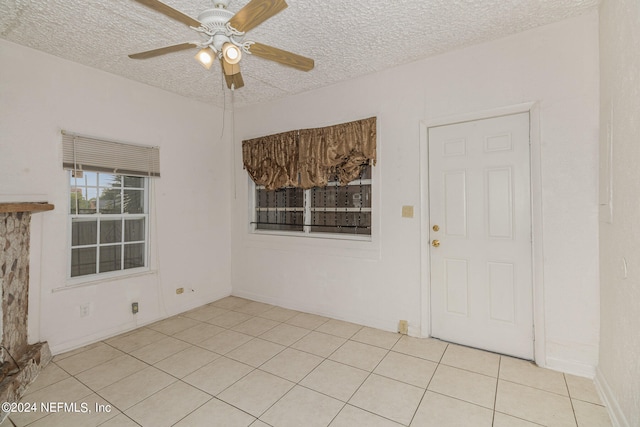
<box><xmin>2</xmin><ymin>296</ymin><xmax>612</xmax><ymax>427</ymax></box>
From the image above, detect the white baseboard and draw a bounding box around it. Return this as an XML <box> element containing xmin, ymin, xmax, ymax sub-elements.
<box><xmin>595</xmin><ymin>367</ymin><xmax>631</xmax><ymax>427</ymax></box>
<box><xmin>49</xmin><ymin>291</ymin><xmax>230</xmax><ymax>355</ymax></box>
<box><xmin>231</xmin><ymin>290</ymin><xmax>399</xmax><ymax>334</ymax></box>
<box><xmin>545</xmin><ymin>357</ymin><xmax>596</xmax><ymax>378</ymax></box>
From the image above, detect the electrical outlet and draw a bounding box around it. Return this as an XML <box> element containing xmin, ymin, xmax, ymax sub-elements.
<box><xmin>398</xmin><ymin>320</ymin><xmax>409</xmax><ymax>335</ymax></box>
<box><xmin>131</xmin><ymin>302</ymin><xmax>139</xmax><ymax>314</ymax></box>
<box><xmin>79</xmin><ymin>303</ymin><xmax>90</xmax><ymax>318</ymax></box>
<box><xmin>176</xmin><ymin>288</ymin><xmax>184</xmax><ymax>294</ymax></box>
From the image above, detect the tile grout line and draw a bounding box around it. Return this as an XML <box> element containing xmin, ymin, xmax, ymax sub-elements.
<box><xmin>492</xmin><ymin>409</ymin><xmax>548</xmax><ymax>426</ymax></box>
<box><xmin>95</xmin><ymin>411</ymin><xmax>141</xmax><ymax>427</ymax></box>
<box><xmin>491</xmin><ymin>355</ymin><xmax>502</xmax><ymax>426</ymax></box>
<box><xmin>49</xmin><ymin>311</ymin><xmax>438</xmax><ymax>426</ymax></box>
<box><xmin>249</xmin><ymin>316</ymin><xmax>337</xmax><ymax>424</ymax></box>
<box><xmin>497</xmin><ymin>377</ymin><xmax>577</xmax><ymax>398</ymax></box>
<box><xmin>251</xmin><ymin>318</ymin><xmax>405</xmax><ymax>425</ymax></box>
<box><xmin>61</xmin><ymin>328</ymin><xmax>220</xmax><ymax>425</ymax></box>
<box><xmin>185</xmin><ymin>310</ymin><xmax>335</xmax><ymax>423</ymax></box>
<box><xmin>407</xmin><ymin>341</ymin><xmax>450</xmax><ymax>426</ymax></box>
<box><xmin>28</xmin><ymin>304</ymin><xmax>324</xmax><ymax>425</ymax></box>
<box><xmin>165</xmin><ymin>396</ymin><xmax>225</xmax><ymax>427</ymax></box>
<box><xmin>564</xmin><ymin>373</ymin><xmax>580</xmax><ymax>427</ymax></box>
<box><xmin>153</xmin><ymin>311</ymin><xmax>331</xmax><ymax>404</ymax></box>
<box><xmin>319</xmin><ymin>334</ymin><xmax>398</xmax><ymax>425</ymax></box>
<box><xmin>101</xmin><ymin>322</ymin><xmax>266</xmax><ymax>426</ymax></box>
<box><xmin>29</xmin><ymin>297</ymin><xmax>592</xmax><ymax>427</ymax></box>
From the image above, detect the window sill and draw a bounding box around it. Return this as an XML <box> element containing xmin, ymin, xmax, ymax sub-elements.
<box><xmin>251</xmin><ymin>229</ymin><xmax>372</xmax><ymax>242</ymax></box>
<box><xmin>54</xmin><ymin>268</ymin><xmax>155</xmax><ymax>292</ymax></box>
<box><xmin>245</xmin><ymin>229</ymin><xmax>380</xmax><ymax>261</ymax></box>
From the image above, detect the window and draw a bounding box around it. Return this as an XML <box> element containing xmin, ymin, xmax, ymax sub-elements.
<box><xmin>242</xmin><ymin>117</ymin><xmax>376</xmax><ymax>238</ymax></box>
<box><xmin>69</xmin><ymin>171</ymin><xmax>148</xmax><ymax>278</ymax></box>
<box><xmin>254</xmin><ymin>165</ymin><xmax>372</xmax><ymax>236</ymax></box>
<box><xmin>62</xmin><ymin>130</ymin><xmax>159</xmax><ymax>280</ymax></box>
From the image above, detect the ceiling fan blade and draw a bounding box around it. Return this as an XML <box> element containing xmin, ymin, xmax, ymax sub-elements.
<box><xmin>228</xmin><ymin>0</ymin><xmax>287</xmax><ymax>33</ymax></box>
<box><xmin>132</xmin><ymin>0</ymin><xmax>201</xmax><ymax>27</ymax></box>
<box><xmin>220</xmin><ymin>59</ymin><xmax>244</xmax><ymax>89</ymax></box>
<box><xmin>129</xmin><ymin>43</ymin><xmax>196</xmax><ymax>59</ymax></box>
<box><xmin>221</xmin><ymin>59</ymin><xmax>241</xmax><ymax>76</ymax></box>
<box><xmin>224</xmin><ymin>71</ymin><xmax>245</xmax><ymax>89</ymax></box>
<box><xmin>248</xmin><ymin>42</ymin><xmax>314</xmax><ymax>71</ymax></box>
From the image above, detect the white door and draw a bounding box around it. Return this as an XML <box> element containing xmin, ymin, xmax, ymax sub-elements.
<box><xmin>428</xmin><ymin>112</ymin><xmax>533</xmax><ymax>359</ymax></box>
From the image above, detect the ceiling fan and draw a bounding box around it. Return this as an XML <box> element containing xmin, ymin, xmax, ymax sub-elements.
<box><xmin>128</xmin><ymin>0</ymin><xmax>314</xmax><ymax>90</ymax></box>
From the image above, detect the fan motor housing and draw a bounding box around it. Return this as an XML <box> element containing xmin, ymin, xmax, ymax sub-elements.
<box><xmin>198</xmin><ymin>6</ymin><xmax>243</xmax><ymax>52</ymax></box>
<box><xmin>198</xmin><ymin>7</ymin><xmax>234</xmax><ymax>30</ymax></box>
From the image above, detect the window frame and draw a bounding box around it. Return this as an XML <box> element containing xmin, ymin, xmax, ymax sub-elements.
<box><xmin>250</xmin><ymin>168</ymin><xmax>373</xmax><ymax>242</ymax></box>
<box><xmin>67</xmin><ymin>171</ymin><xmax>151</xmax><ymax>284</ymax></box>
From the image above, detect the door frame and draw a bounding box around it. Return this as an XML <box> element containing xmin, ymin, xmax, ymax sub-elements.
<box><xmin>419</xmin><ymin>101</ymin><xmax>546</xmax><ymax>365</ymax></box>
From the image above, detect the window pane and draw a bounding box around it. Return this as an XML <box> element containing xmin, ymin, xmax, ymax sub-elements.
<box><xmin>99</xmin><ymin>245</ymin><xmax>122</xmax><ymax>273</ymax></box>
<box><xmin>358</xmin><ymin>164</ymin><xmax>372</xmax><ymax>180</ymax></box>
<box><xmin>311</xmin><ymin>184</ymin><xmax>371</xmax><ymax>209</ymax></box>
<box><xmin>98</xmin><ymin>188</ymin><xmax>122</xmax><ymax>214</ymax></box>
<box><xmin>70</xmin><ymin>187</ymin><xmax>97</xmax><ymax>215</ymax></box>
<box><xmin>310</xmin><ymin>211</ymin><xmax>371</xmax><ymax>235</ymax></box>
<box><xmin>100</xmin><ymin>220</ymin><xmax>122</xmax><ymax>244</ymax></box>
<box><xmin>123</xmin><ymin>190</ymin><xmax>144</xmax><ymax>213</ymax></box>
<box><xmin>255</xmin><ymin>187</ymin><xmax>304</xmax><ymax>232</ymax></box>
<box><xmin>71</xmin><ymin>247</ymin><xmax>96</xmax><ymax>277</ymax></box>
<box><xmin>69</xmin><ymin>189</ymin><xmax>81</xmax><ymax>215</ymax></box>
<box><xmin>124</xmin><ymin>243</ymin><xmax>145</xmax><ymax>269</ymax></box>
<box><xmin>72</xmin><ymin>219</ymin><xmax>97</xmax><ymax>246</ymax></box>
<box><xmin>99</xmin><ymin>173</ymin><xmax>119</xmax><ymax>187</ymax></box>
<box><xmin>86</xmin><ymin>172</ymin><xmax>98</xmax><ymax>186</ymax></box>
<box><xmin>257</xmin><ymin>187</ymin><xmax>303</xmax><ymax>208</ymax></box>
<box><xmin>124</xmin><ymin>176</ymin><xmax>145</xmax><ymax>188</ymax></box>
<box><xmin>255</xmin><ymin>210</ymin><xmax>304</xmax><ymax>232</ymax></box>
<box><xmin>70</xmin><ymin>172</ymin><xmax>97</xmax><ymax>186</ymax></box>
<box><xmin>124</xmin><ymin>218</ymin><xmax>145</xmax><ymax>242</ymax></box>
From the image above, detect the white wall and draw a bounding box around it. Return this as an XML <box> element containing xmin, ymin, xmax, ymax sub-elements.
<box><xmin>0</xmin><ymin>40</ymin><xmax>232</xmax><ymax>354</ymax></box>
<box><xmin>231</xmin><ymin>12</ymin><xmax>600</xmax><ymax>374</ymax></box>
<box><xmin>597</xmin><ymin>0</ymin><xmax>640</xmax><ymax>425</ymax></box>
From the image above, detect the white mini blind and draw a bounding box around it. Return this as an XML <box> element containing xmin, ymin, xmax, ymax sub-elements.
<box><xmin>62</xmin><ymin>131</ymin><xmax>160</xmax><ymax>177</ymax></box>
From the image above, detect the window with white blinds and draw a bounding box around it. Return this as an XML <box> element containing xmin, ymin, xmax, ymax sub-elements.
<box><xmin>62</xmin><ymin>131</ymin><xmax>160</xmax><ymax>177</ymax></box>
<box><xmin>63</xmin><ymin>131</ymin><xmax>158</xmax><ymax>281</ymax></box>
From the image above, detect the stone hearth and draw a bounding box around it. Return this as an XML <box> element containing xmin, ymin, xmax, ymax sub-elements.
<box><xmin>0</xmin><ymin>202</ymin><xmax>54</xmax><ymax>421</ymax></box>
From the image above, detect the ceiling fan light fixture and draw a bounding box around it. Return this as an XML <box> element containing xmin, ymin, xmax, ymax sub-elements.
<box><xmin>195</xmin><ymin>47</ymin><xmax>215</xmax><ymax>70</ymax></box>
<box><xmin>222</xmin><ymin>43</ymin><xmax>242</xmax><ymax>65</ymax></box>
<box><xmin>127</xmin><ymin>0</ymin><xmax>314</xmax><ymax>90</ymax></box>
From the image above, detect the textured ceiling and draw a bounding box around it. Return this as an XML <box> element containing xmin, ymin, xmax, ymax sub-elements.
<box><xmin>1</xmin><ymin>0</ymin><xmax>599</xmax><ymax>108</ymax></box>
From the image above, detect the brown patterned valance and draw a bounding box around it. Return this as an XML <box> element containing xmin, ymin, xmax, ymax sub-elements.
<box><xmin>242</xmin><ymin>131</ymin><xmax>299</xmax><ymax>190</ymax></box>
<box><xmin>242</xmin><ymin>117</ymin><xmax>376</xmax><ymax>190</ymax></box>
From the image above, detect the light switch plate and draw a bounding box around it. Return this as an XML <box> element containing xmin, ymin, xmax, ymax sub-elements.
<box><xmin>402</xmin><ymin>205</ymin><xmax>414</xmax><ymax>218</ymax></box>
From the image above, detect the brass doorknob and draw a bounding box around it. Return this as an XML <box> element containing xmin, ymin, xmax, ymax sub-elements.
<box><xmin>432</xmin><ymin>239</ymin><xmax>440</xmax><ymax>247</ymax></box>
<box><xmin>432</xmin><ymin>225</ymin><xmax>440</xmax><ymax>232</ymax></box>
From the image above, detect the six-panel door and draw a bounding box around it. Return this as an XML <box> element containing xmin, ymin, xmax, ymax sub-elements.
<box><xmin>428</xmin><ymin>112</ymin><xmax>533</xmax><ymax>359</ymax></box>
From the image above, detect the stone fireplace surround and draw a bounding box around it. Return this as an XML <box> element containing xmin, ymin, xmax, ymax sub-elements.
<box><xmin>0</xmin><ymin>202</ymin><xmax>54</xmax><ymax>421</ymax></box>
